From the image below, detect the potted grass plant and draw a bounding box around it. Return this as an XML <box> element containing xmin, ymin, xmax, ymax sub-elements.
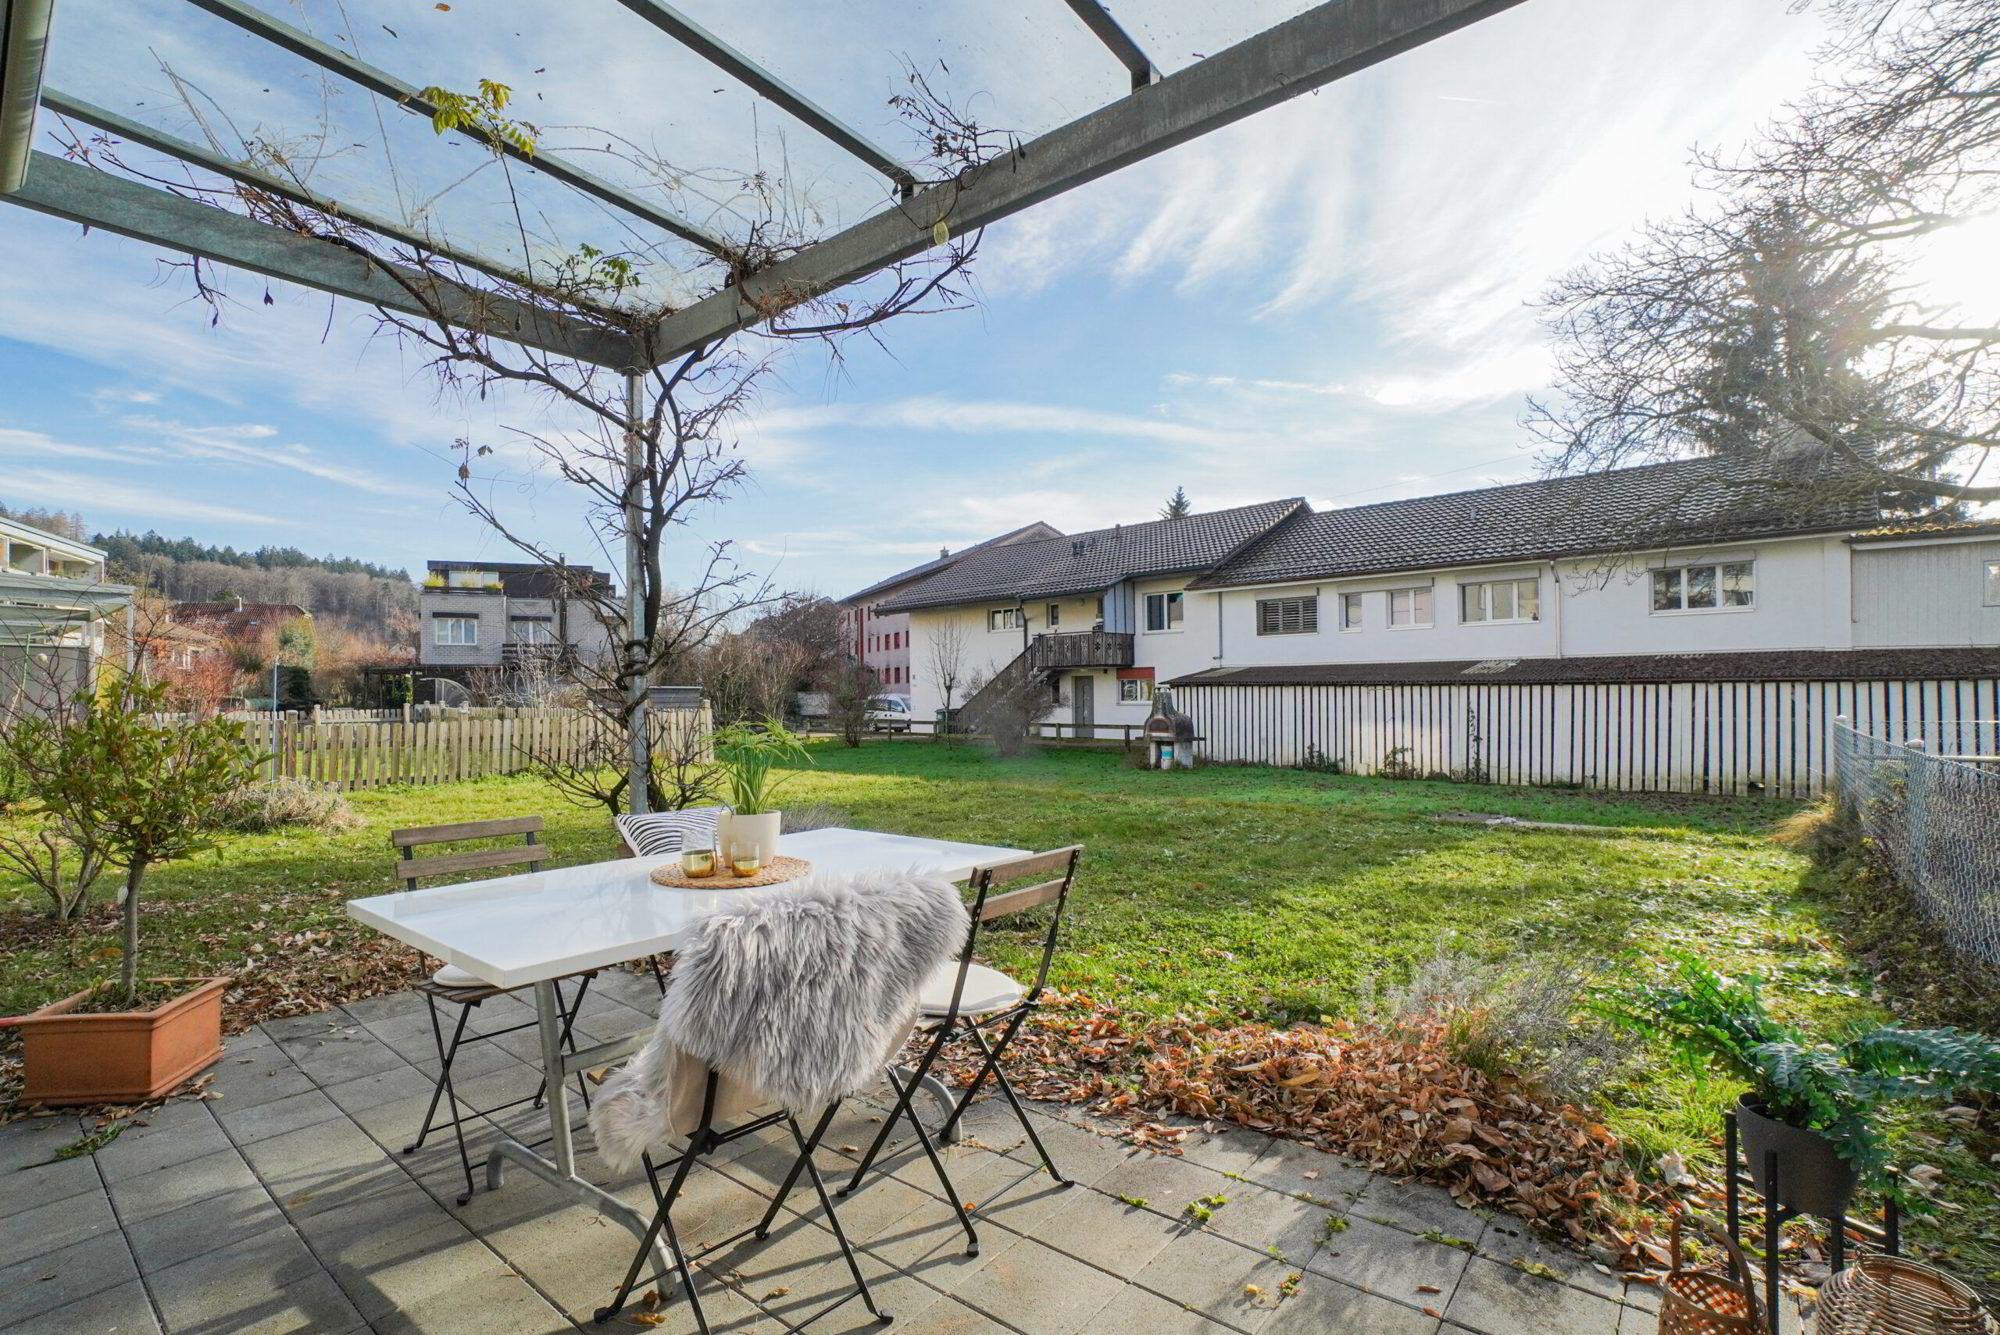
<box><xmin>1602</xmin><ymin>951</ymin><xmax>2000</xmax><ymax>1216</ymax></box>
<box><xmin>710</xmin><ymin>716</ymin><xmax>811</xmax><ymax>871</ymax></box>
<box><xmin>10</xmin><ymin>674</ymin><xmax>260</xmax><ymax>1105</ymax></box>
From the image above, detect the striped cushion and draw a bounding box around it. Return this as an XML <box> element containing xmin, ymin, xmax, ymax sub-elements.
<box><xmin>617</xmin><ymin>807</ymin><xmax>727</xmax><ymax>858</ymax></box>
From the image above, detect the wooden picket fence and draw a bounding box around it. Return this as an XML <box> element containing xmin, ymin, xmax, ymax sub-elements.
<box><xmin>238</xmin><ymin>705</ymin><xmax>712</xmax><ymax>791</ymax></box>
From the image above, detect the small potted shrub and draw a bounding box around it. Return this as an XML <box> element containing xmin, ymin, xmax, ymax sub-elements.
<box><xmin>1604</xmin><ymin>951</ymin><xmax>2000</xmax><ymax>1216</ymax></box>
<box><xmin>11</xmin><ymin>674</ymin><xmax>260</xmax><ymax>1105</ymax></box>
<box><xmin>710</xmin><ymin>716</ymin><xmax>811</xmax><ymax>871</ymax></box>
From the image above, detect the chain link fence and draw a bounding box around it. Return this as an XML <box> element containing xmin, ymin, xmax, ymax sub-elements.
<box><xmin>1830</xmin><ymin>717</ymin><xmax>2000</xmax><ymax>965</ymax></box>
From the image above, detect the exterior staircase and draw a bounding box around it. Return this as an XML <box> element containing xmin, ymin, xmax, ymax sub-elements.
<box><xmin>958</xmin><ymin>631</ymin><xmax>1134</xmax><ymax>733</ymax></box>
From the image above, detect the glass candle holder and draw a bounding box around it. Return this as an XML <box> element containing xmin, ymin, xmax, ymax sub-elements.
<box><xmin>680</xmin><ymin>847</ymin><xmax>716</xmax><ymax>878</ymax></box>
<box><xmin>730</xmin><ymin>854</ymin><xmax>763</xmax><ymax>878</ymax></box>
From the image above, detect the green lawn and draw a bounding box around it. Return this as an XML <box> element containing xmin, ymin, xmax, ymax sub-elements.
<box><xmin>3</xmin><ymin>738</ymin><xmax>1993</xmax><ymax>1285</ymax></box>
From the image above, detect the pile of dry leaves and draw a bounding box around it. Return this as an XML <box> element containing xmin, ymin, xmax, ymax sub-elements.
<box><xmin>918</xmin><ymin>990</ymin><xmax>1699</xmax><ymax>1274</ymax></box>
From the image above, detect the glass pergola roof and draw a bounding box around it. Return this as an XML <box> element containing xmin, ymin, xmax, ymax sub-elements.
<box><xmin>1</xmin><ymin>0</ymin><xmax>1523</xmax><ymax>368</ymax></box>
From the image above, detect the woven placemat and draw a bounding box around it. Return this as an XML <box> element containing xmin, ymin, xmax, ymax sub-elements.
<box><xmin>649</xmin><ymin>855</ymin><xmax>812</xmax><ymax>890</ymax></box>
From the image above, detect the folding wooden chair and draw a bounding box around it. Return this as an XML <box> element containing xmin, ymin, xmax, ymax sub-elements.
<box><xmin>391</xmin><ymin>816</ymin><xmax>594</xmax><ymax>1204</ymax></box>
<box><xmin>838</xmin><ymin>845</ymin><xmax>1083</xmax><ymax>1255</ymax></box>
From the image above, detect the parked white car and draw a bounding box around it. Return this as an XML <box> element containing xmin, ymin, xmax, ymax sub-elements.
<box><xmin>866</xmin><ymin>695</ymin><xmax>914</xmax><ymax>732</ymax></box>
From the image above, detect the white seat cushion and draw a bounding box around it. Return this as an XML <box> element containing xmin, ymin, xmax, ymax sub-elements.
<box><xmin>430</xmin><ymin>963</ymin><xmax>486</xmax><ymax>988</ymax></box>
<box><xmin>919</xmin><ymin>961</ymin><xmax>1023</xmax><ymax>1017</ymax></box>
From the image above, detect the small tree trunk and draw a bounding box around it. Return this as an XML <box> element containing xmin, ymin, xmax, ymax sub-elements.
<box><xmin>121</xmin><ymin>860</ymin><xmax>147</xmax><ymax>1007</ymax></box>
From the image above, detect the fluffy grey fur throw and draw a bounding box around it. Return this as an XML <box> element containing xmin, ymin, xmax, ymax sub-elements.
<box><xmin>590</xmin><ymin>869</ymin><xmax>968</xmax><ymax>1174</ymax></box>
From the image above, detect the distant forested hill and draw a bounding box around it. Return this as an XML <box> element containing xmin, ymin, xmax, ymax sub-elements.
<box><xmin>93</xmin><ymin>531</ymin><xmax>411</xmax><ymax>584</ymax></box>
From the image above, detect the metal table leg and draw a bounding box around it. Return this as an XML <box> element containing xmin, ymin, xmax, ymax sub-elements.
<box><xmin>483</xmin><ymin>980</ymin><xmax>675</xmax><ymax>1277</ymax></box>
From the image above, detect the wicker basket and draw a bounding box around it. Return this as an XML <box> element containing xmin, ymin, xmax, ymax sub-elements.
<box><xmin>1659</xmin><ymin>1214</ymin><xmax>1767</xmax><ymax>1335</ymax></box>
<box><xmin>1815</xmin><ymin>1255</ymin><xmax>1992</xmax><ymax>1335</ymax></box>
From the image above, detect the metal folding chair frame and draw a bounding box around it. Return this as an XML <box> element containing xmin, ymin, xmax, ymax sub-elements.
<box><xmin>594</xmin><ymin>1070</ymin><xmax>890</xmax><ymax>1332</ymax></box>
<box><xmin>839</xmin><ymin>845</ymin><xmax>1083</xmax><ymax>1255</ymax></box>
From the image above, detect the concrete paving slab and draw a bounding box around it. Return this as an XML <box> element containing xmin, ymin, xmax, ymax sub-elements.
<box><xmin>1443</xmin><ymin>1255</ymin><xmax>1630</xmax><ymax>1335</ymax></box>
<box><xmin>214</xmin><ymin>1086</ymin><xmax>346</xmax><ymax>1146</ymax></box>
<box><xmin>1303</xmin><ymin>1215</ymin><xmax>1476</xmax><ymax>1305</ymax></box>
<box><xmin>147</xmin><ymin>1224</ymin><xmax>364</xmax><ymax>1333</ymax></box>
<box><xmin>0</xmin><ymin>1231</ymin><xmax>139</xmax><ymax>1328</ymax></box>
<box><xmin>1358</xmin><ymin>1177</ymin><xmax>1492</xmax><ymax>1241</ymax></box>
<box><xmin>122</xmin><ymin>1182</ymin><xmax>288</xmax><ymax>1275</ymax></box>
<box><xmin>1126</xmin><ymin>1228</ymin><xmax>1295</xmax><ymax>1333</ymax></box>
<box><xmin>1264</xmin><ymin>1273</ymin><xmax>1444</xmax><ymax>1333</ymax></box>
<box><xmin>0</xmin><ymin>1277</ymin><xmax>160</xmax><ymax>1334</ymax></box>
<box><xmin>105</xmin><ymin>1146</ymin><xmax>261</xmax><ymax>1224</ymax></box>
<box><xmin>1025</xmin><ymin>1184</ymin><xmax>1188</xmax><ymax>1276</ymax></box>
<box><xmin>1234</xmin><ymin>1135</ymin><xmax>1374</xmax><ymax>1207</ymax></box>
<box><xmin>0</xmin><ymin>1184</ymin><xmax>121</xmax><ymax>1268</ymax></box>
<box><xmin>0</xmin><ymin>1115</ymin><xmax>91</xmax><ymax>1173</ymax></box>
<box><xmin>951</xmin><ymin>1233</ymin><xmax>1127</xmax><ymax>1335</ymax></box>
<box><xmin>91</xmin><ymin>1101</ymin><xmax>232</xmax><ymax>1179</ymax></box>
<box><xmin>1089</xmin><ymin>1281</ymin><xmax>1238</xmax><ymax>1332</ymax></box>
<box><xmin>0</xmin><ymin>1152</ymin><xmax>102</xmax><ymax>1219</ymax></box>
<box><xmin>1192</xmin><ymin>1179</ymin><xmax>1330</xmax><ymax>1264</ymax></box>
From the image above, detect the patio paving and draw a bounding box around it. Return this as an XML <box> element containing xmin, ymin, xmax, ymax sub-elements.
<box><xmin>0</xmin><ymin>971</ymin><xmax>1658</xmax><ymax>1333</ymax></box>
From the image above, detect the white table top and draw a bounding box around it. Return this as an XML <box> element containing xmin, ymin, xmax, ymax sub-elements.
<box><xmin>346</xmin><ymin>827</ymin><xmax>1025</xmax><ymax>989</ymax></box>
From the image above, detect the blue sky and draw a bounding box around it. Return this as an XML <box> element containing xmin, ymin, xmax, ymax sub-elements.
<box><xmin>0</xmin><ymin>0</ymin><xmax>1831</xmax><ymax>597</ymax></box>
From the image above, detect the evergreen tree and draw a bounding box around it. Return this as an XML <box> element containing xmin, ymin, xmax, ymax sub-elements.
<box><xmin>1160</xmin><ymin>486</ymin><xmax>1192</xmax><ymax>520</ymax></box>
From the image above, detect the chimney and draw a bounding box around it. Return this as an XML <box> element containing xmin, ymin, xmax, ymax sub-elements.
<box><xmin>940</xmin><ymin>546</ymin><xmax>949</xmax><ymax>559</ymax></box>
<box><xmin>233</xmin><ymin>595</ymin><xmax>244</xmax><ymax>613</ymax></box>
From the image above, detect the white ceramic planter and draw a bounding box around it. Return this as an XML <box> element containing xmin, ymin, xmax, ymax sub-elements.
<box><xmin>718</xmin><ymin>811</ymin><xmax>781</xmax><ymax>868</ymax></box>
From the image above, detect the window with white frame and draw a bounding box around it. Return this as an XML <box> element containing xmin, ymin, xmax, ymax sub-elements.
<box><xmin>1459</xmin><ymin>577</ymin><xmax>1539</xmax><ymax>624</ymax></box>
<box><xmin>1118</xmin><ymin>677</ymin><xmax>1153</xmax><ymax>704</ymax></box>
<box><xmin>509</xmin><ymin>617</ymin><xmax>554</xmax><ymax>644</ymax></box>
<box><xmin>1388</xmin><ymin>587</ymin><xmax>1432</xmax><ymax>628</ymax></box>
<box><xmin>988</xmin><ymin>607</ymin><xmax>1020</xmax><ymax>632</ymax></box>
<box><xmin>1339</xmin><ymin>591</ymin><xmax>1363</xmax><ymax>631</ymax></box>
<box><xmin>1986</xmin><ymin>560</ymin><xmax>2000</xmax><ymax>606</ymax></box>
<box><xmin>432</xmin><ymin>614</ymin><xmax>478</xmax><ymax>646</ymax></box>
<box><xmin>1256</xmin><ymin>595</ymin><xmax>1318</xmax><ymax>635</ymax></box>
<box><xmin>1651</xmin><ymin>561</ymin><xmax>1754</xmax><ymax>613</ymax></box>
<box><xmin>1143</xmin><ymin>591</ymin><xmax>1184</xmax><ymax>632</ymax></box>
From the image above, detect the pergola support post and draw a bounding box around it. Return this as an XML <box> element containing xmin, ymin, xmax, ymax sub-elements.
<box><xmin>624</xmin><ymin>369</ymin><xmax>650</xmax><ymax>816</ymax></box>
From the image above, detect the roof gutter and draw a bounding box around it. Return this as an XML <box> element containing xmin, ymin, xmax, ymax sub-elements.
<box><xmin>0</xmin><ymin>0</ymin><xmax>55</xmax><ymax>195</ymax></box>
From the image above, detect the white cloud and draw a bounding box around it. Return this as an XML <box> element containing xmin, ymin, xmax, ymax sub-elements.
<box><xmin>2</xmin><ymin>465</ymin><xmax>283</xmax><ymax>527</ymax></box>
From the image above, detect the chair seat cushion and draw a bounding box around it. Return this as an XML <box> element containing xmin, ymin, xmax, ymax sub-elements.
<box><xmin>617</xmin><ymin>807</ymin><xmax>728</xmax><ymax>858</ymax></box>
<box><xmin>431</xmin><ymin>963</ymin><xmax>486</xmax><ymax>988</ymax></box>
<box><xmin>919</xmin><ymin>961</ymin><xmax>1023</xmax><ymax>1017</ymax></box>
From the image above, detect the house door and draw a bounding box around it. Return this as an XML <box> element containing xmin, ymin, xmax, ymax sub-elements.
<box><xmin>1070</xmin><ymin>674</ymin><xmax>1094</xmax><ymax>737</ymax></box>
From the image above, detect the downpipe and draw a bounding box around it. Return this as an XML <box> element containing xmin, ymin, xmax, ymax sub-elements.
<box><xmin>0</xmin><ymin>0</ymin><xmax>56</xmax><ymax>195</ymax></box>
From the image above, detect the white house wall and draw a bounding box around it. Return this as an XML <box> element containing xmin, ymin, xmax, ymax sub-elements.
<box><xmin>1852</xmin><ymin>537</ymin><xmax>2000</xmax><ymax>648</ymax></box>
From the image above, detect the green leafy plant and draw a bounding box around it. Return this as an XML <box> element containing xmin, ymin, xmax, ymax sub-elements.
<box><xmin>416</xmin><ymin>79</ymin><xmax>537</xmax><ymax>156</ymax></box>
<box><xmin>710</xmin><ymin>717</ymin><xmax>811</xmax><ymax>815</ymax></box>
<box><xmin>13</xmin><ymin>674</ymin><xmax>261</xmax><ymax>1005</ymax></box>
<box><xmin>1600</xmin><ymin>950</ymin><xmax>2000</xmax><ymax>1196</ymax></box>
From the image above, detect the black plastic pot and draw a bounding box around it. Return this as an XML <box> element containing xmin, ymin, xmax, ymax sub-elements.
<box><xmin>1736</xmin><ymin>1094</ymin><xmax>1859</xmax><ymax>1218</ymax></box>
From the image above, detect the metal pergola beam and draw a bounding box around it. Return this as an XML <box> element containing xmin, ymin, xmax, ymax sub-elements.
<box><xmin>180</xmin><ymin>0</ymin><xmax>733</xmax><ymax>259</ymax></box>
<box><xmin>612</xmin><ymin>0</ymin><xmax>917</xmax><ymax>194</ymax></box>
<box><xmin>42</xmin><ymin>90</ymin><xmax>558</xmax><ymax>297</ymax></box>
<box><xmin>11</xmin><ymin>150</ymin><xmax>637</xmax><ymax>366</ymax></box>
<box><xmin>1064</xmin><ymin>0</ymin><xmax>1160</xmax><ymax>91</ymax></box>
<box><xmin>638</xmin><ymin>0</ymin><xmax>1524</xmax><ymax>366</ymax></box>
<box><xmin>0</xmin><ymin>0</ymin><xmax>56</xmax><ymax>192</ymax></box>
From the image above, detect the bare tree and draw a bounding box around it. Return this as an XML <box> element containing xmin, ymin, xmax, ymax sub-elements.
<box><xmin>924</xmin><ymin>618</ymin><xmax>968</xmax><ymax>741</ymax></box>
<box><xmin>58</xmin><ymin>69</ymin><xmax>991</xmax><ymax>811</ymax></box>
<box><xmin>1531</xmin><ymin>0</ymin><xmax>2000</xmax><ymax>513</ymax></box>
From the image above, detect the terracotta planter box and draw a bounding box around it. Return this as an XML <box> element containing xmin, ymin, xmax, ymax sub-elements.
<box><xmin>17</xmin><ymin>977</ymin><xmax>228</xmax><ymax>1106</ymax></box>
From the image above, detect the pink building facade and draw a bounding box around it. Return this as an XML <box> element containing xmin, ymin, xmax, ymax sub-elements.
<box><xmin>838</xmin><ymin>522</ymin><xmax>1062</xmax><ymax>697</ymax></box>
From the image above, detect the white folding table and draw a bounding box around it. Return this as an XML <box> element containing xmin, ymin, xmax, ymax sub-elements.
<box><xmin>346</xmin><ymin>827</ymin><xmax>1025</xmax><ymax>1251</ymax></box>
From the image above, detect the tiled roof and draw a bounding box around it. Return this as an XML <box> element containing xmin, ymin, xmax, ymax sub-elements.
<box><xmin>875</xmin><ymin>499</ymin><xmax>1306</xmax><ymax>612</ymax></box>
<box><xmin>1168</xmin><ymin>647</ymin><xmax>2000</xmax><ymax>689</ymax></box>
<box><xmin>841</xmin><ymin>521</ymin><xmax>1065</xmax><ymax>605</ymax></box>
<box><xmin>1190</xmin><ymin>456</ymin><xmax>1879</xmax><ymax>589</ymax></box>
<box><xmin>1848</xmin><ymin>518</ymin><xmax>2000</xmax><ymax>543</ymax></box>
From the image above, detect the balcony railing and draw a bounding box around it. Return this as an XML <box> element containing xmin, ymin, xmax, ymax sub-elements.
<box><xmin>1024</xmin><ymin>630</ymin><xmax>1134</xmax><ymax>671</ymax></box>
